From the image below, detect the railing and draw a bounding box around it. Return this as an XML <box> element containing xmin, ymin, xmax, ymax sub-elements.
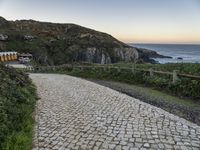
<box><xmin>32</xmin><ymin>64</ymin><xmax>200</xmax><ymax>83</ymax></box>
<box><xmin>77</xmin><ymin>65</ymin><xmax>200</xmax><ymax>81</ymax></box>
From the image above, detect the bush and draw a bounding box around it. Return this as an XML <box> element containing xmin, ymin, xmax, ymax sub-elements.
<box><xmin>0</xmin><ymin>64</ymin><xmax>37</xmax><ymax>150</ymax></box>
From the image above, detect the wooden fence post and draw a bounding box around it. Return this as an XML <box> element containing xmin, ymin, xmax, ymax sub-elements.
<box><xmin>103</xmin><ymin>66</ymin><xmax>106</xmax><ymax>72</ymax></box>
<box><xmin>117</xmin><ymin>66</ymin><xmax>121</xmax><ymax>73</ymax></box>
<box><xmin>131</xmin><ymin>67</ymin><xmax>134</xmax><ymax>74</ymax></box>
<box><xmin>173</xmin><ymin>70</ymin><xmax>178</xmax><ymax>83</ymax></box>
<box><xmin>108</xmin><ymin>66</ymin><xmax>110</xmax><ymax>73</ymax></box>
<box><xmin>149</xmin><ymin>68</ymin><xmax>153</xmax><ymax>77</ymax></box>
<box><xmin>132</xmin><ymin>63</ymin><xmax>136</xmax><ymax>74</ymax></box>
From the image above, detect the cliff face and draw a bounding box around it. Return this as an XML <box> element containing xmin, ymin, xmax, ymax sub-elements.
<box><xmin>0</xmin><ymin>17</ymin><xmax>158</xmax><ymax>65</ymax></box>
<box><xmin>83</xmin><ymin>47</ymin><xmax>139</xmax><ymax>64</ymax></box>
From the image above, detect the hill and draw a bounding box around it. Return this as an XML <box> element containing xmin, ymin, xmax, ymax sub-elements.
<box><xmin>0</xmin><ymin>17</ymin><xmax>166</xmax><ymax>65</ymax></box>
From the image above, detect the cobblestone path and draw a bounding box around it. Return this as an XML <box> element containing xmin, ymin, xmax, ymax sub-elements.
<box><xmin>30</xmin><ymin>74</ymin><xmax>200</xmax><ymax>150</ymax></box>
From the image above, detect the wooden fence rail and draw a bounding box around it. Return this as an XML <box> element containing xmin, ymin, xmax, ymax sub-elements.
<box><xmin>33</xmin><ymin>65</ymin><xmax>200</xmax><ymax>83</ymax></box>
<box><xmin>75</xmin><ymin>66</ymin><xmax>200</xmax><ymax>81</ymax></box>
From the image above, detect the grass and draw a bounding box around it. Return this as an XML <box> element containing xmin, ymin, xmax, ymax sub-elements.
<box><xmin>0</xmin><ymin>63</ymin><xmax>37</xmax><ymax>150</ymax></box>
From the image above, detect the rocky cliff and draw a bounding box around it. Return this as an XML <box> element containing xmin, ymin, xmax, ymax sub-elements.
<box><xmin>0</xmin><ymin>16</ymin><xmax>165</xmax><ymax>65</ymax></box>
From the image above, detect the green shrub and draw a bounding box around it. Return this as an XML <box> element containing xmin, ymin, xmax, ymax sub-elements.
<box><xmin>0</xmin><ymin>64</ymin><xmax>37</xmax><ymax>150</ymax></box>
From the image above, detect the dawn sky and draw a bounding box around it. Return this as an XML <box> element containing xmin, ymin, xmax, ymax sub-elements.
<box><xmin>0</xmin><ymin>0</ymin><xmax>200</xmax><ymax>44</ymax></box>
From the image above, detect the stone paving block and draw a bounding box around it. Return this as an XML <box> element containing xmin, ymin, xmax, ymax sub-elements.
<box><xmin>30</xmin><ymin>74</ymin><xmax>200</xmax><ymax>149</ymax></box>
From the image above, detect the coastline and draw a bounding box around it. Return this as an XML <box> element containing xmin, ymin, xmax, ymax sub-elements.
<box><xmin>131</xmin><ymin>43</ymin><xmax>200</xmax><ymax>64</ymax></box>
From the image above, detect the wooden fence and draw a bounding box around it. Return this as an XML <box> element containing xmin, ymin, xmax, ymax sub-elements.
<box><xmin>33</xmin><ymin>64</ymin><xmax>200</xmax><ymax>83</ymax></box>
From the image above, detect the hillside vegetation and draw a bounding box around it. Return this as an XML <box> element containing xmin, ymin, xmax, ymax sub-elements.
<box><xmin>0</xmin><ymin>64</ymin><xmax>37</xmax><ymax>149</ymax></box>
<box><xmin>0</xmin><ymin>16</ymin><xmax>164</xmax><ymax>65</ymax></box>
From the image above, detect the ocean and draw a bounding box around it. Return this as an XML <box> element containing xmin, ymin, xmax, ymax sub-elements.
<box><xmin>131</xmin><ymin>44</ymin><xmax>200</xmax><ymax>64</ymax></box>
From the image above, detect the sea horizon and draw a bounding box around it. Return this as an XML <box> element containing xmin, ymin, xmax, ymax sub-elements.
<box><xmin>130</xmin><ymin>43</ymin><xmax>200</xmax><ymax>64</ymax></box>
<box><xmin>129</xmin><ymin>43</ymin><xmax>200</xmax><ymax>46</ymax></box>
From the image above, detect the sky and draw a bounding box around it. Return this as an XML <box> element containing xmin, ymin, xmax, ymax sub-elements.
<box><xmin>0</xmin><ymin>0</ymin><xmax>200</xmax><ymax>44</ymax></box>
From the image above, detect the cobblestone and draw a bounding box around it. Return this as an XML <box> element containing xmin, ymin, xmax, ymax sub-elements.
<box><xmin>30</xmin><ymin>74</ymin><xmax>200</xmax><ymax>149</ymax></box>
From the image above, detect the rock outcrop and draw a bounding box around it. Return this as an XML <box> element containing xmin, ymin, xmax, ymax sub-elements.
<box><xmin>0</xmin><ymin>16</ymin><xmax>166</xmax><ymax>65</ymax></box>
<box><xmin>0</xmin><ymin>34</ymin><xmax>8</xmax><ymax>41</ymax></box>
<box><xmin>24</xmin><ymin>35</ymin><xmax>35</xmax><ymax>40</ymax></box>
<box><xmin>83</xmin><ymin>47</ymin><xmax>139</xmax><ymax>64</ymax></box>
<box><xmin>135</xmin><ymin>48</ymin><xmax>172</xmax><ymax>63</ymax></box>
<box><xmin>136</xmin><ymin>48</ymin><xmax>172</xmax><ymax>59</ymax></box>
